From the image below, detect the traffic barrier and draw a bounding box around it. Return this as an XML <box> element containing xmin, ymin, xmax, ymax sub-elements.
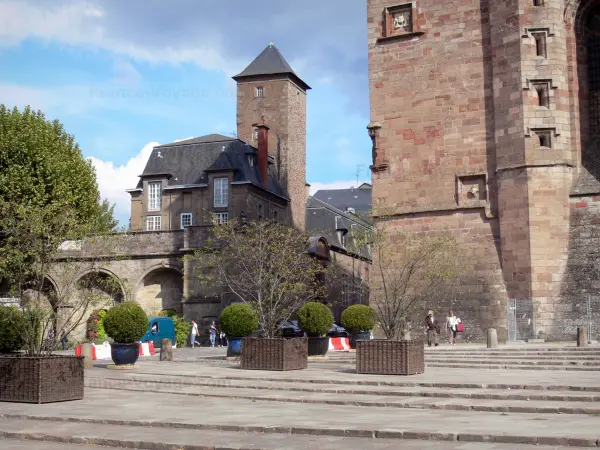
<box><xmin>75</xmin><ymin>341</ymin><xmax>155</xmax><ymax>360</ymax></box>
<box><xmin>329</xmin><ymin>337</ymin><xmax>350</xmax><ymax>351</ymax></box>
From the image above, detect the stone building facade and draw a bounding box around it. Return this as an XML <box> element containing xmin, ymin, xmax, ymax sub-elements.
<box><xmin>367</xmin><ymin>0</ymin><xmax>600</xmax><ymax>341</ymax></box>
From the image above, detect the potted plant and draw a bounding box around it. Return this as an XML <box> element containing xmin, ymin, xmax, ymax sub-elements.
<box><xmin>104</xmin><ymin>302</ymin><xmax>148</xmax><ymax>366</ymax></box>
<box><xmin>297</xmin><ymin>302</ymin><xmax>334</xmax><ymax>356</ymax></box>
<box><xmin>352</xmin><ymin>222</ymin><xmax>462</xmax><ymax>375</ymax></box>
<box><xmin>342</xmin><ymin>304</ymin><xmax>376</xmax><ymax>349</ymax></box>
<box><xmin>219</xmin><ymin>303</ymin><xmax>258</xmax><ymax>357</ymax></box>
<box><xmin>197</xmin><ymin>219</ymin><xmax>327</xmax><ymax>371</ymax></box>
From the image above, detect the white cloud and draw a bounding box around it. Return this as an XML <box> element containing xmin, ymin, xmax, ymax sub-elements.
<box><xmin>308</xmin><ymin>180</ymin><xmax>371</xmax><ymax>195</ymax></box>
<box><xmin>88</xmin><ymin>141</ymin><xmax>157</xmax><ymax>219</ymax></box>
<box><xmin>0</xmin><ymin>0</ymin><xmax>240</xmax><ymax>74</ymax></box>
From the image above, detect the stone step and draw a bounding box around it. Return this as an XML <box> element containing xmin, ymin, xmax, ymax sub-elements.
<box><xmin>84</xmin><ymin>376</ymin><xmax>600</xmax><ymax>415</ymax></box>
<box><xmin>3</xmin><ymin>405</ymin><xmax>600</xmax><ymax>449</ymax></box>
<box><xmin>96</xmin><ymin>373</ymin><xmax>600</xmax><ymax>402</ymax></box>
<box><xmin>0</xmin><ymin>418</ymin><xmax>590</xmax><ymax>450</ymax></box>
<box><xmin>425</xmin><ymin>362</ymin><xmax>600</xmax><ymax>371</ymax></box>
<box><xmin>424</xmin><ymin>358</ymin><xmax>600</xmax><ymax>366</ymax></box>
<box><xmin>124</xmin><ymin>369</ymin><xmax>600</xmax><ymax>392</ymax></box>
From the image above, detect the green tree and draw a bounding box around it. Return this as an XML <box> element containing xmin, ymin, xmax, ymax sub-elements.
<box><xmin>195</xmin><ymin>219</ymin><xmax>326</xmax><ymax>338</ymax></box>
<box><xmin>0</xmin><ymin>105</ymin><xmax>121</xmax><ymax>355</ymax></box>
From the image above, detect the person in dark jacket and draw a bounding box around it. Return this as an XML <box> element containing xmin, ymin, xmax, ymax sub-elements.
<box><xmin>425</xmin><ymin>310</ymin><xmax>439</xmax><ymax>347</ymax></box>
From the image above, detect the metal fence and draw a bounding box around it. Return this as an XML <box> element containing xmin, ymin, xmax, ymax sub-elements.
<box><xmin>507</xmin><ymin>299</ymin><xmax>535</xmax><ymax>342</ymax></box>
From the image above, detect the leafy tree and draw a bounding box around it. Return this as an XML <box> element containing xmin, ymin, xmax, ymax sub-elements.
<box><xmin>0</xmin><ymin>105</ymin><xmax>117</xmax><ymax>286</ymax></box>
<box><xmin>0</xmin><ymin>105</ymin><xmax>124</xmax><ymax>355</ymax></box>
<box><xmin>195</xmin><ymin>219</ymin><xmax>327</xmax><ymax>338</ymax></box>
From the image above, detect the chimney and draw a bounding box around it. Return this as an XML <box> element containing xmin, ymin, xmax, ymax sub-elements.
<box><xmin>253</xmin><ymin>116</ymin><xmax>270</xmax><ymax>187</ymax></box>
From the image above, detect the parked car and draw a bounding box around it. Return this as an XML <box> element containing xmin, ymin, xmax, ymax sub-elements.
<box><xmin>279</xmin><ymin>320</ymin><xmax>305</xmax><ymax>338</ymax></box>
<box><xmin>327</xmin><ymin>323</ymin><xmax>348</xmax><ymax>338</ymax></box>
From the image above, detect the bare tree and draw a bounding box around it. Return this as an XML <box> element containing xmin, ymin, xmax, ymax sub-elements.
<box><xmin>195</xmin><ymin>219</ymin><xmax>327</xmax><ymax>338</ymax></box>
<box><xmin>352</xmin><ymin>219</ymin><xmax>463</xmax><ymax>340</ymax></box>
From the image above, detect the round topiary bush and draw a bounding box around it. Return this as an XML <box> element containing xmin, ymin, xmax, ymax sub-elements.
<box><xmin>0</xmin><ymin>306</ymin><xmax>26</xmax><ymax>353</ymax></box>
<box><xmin>104</xmin><ymin>302</ymin><xmax>148</xmax><ymax>344</ymax></box>
<box><xmin>297</xmin><ymin>302</ymin><xmax>334</xmax><ymax>337</ymax></box>
<box><xmin>219</xmin><ymin>304</ymin><xmax>258</xmax><ymax>338</ymax></box>
<box><xmin>341</xmin><ymin>304</ymin><xmax>376</xmax><ymax>333</ymax></box>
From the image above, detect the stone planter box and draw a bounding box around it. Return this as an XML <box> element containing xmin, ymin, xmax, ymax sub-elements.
<box><xmin>357</xmin><ymin>339</ymin><xmax>424</xmax><ymax>375</ymax></box>
<box><xmin>241</xmin><ymin>337</ymin><xmax>308</xmax><ymax>371</ymax></box>
<box><xmin>0</xmin><ymin>355</ymin><xmax>84</xmax><ymax>403</ymax></box>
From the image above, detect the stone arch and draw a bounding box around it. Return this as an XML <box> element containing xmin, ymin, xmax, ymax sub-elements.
<box><xmin>135</xmin><ymin>265</ymin><xmax>184</xmax><ymax>316</ymax></box>
<box><xmin>75</xmin><ymin>268</ymin><xmax>126</xmax><ymax>304</ymax></box>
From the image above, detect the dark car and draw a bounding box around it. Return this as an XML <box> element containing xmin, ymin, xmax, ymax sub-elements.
<box><xmin>279</xmin><ymin>320</ymin><xmax>305</xmax><ymax>338</ymax></box>
<box><xmin>327</xmin><ymin>323</ymin><xmax>348</xmax><ymax>338</ymax></box>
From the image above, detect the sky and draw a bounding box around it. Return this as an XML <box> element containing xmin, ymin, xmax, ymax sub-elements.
<box><xmin>0</xmin><ymin>0</ymin><xmax>372</xmax><ymax>226</ymax></box>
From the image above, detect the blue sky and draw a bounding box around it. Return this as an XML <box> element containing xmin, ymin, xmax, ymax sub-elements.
<box><xmin>0</xmin><ymin>0</ymin><xmax>371</xmax><ymax>226</ymax></box>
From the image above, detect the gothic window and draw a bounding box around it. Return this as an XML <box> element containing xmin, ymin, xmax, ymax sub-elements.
<box><xmin>532</xmin><ymin>32</ymin><xmax>547</xmax><ymax>58</ymax></box>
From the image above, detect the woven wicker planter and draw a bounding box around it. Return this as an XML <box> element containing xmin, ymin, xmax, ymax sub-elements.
<box><xmin>0</xmin><ymin>355</ymin><xmax>84</xmax><ymax>403</ymax></box>
<box><xmin>241</xmin><ymin>337</ymin><xmax>308</xmax><ymax>371</ymax></box>
<box><xmin>356</xmin><ymin>339</ymin><xmax>424</xmax><ymax>375</ymax></box>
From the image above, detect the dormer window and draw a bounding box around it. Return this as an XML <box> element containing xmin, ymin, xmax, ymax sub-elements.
<box><xmin>255</xmin><ymin>86</ymin><xmax>264</xmax><ymax>98</ymax></box>
<box><xmin>248</xmin><ymin>154</ymin><xmax>255</xmax><ymax>167</ymax></box>
<box><xmin>148</xmin><ymin>182</ymin><xmax>162</xmax><ymax>211</ymax></box>
<box><xmin>214</xmin><ymin>177</ymin><xmax>228</xmax><ymax>207</ymax></box>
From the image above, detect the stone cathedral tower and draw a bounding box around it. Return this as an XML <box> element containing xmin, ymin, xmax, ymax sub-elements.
<box><xmin>367</xmin><ymin>0</ymin><xmax>600</xmax><ymax>341</ymax></box>
<box><xmin>233</xmin><ymin>43</ymin><xmax>311</xmax><ymax>231</ymax></box>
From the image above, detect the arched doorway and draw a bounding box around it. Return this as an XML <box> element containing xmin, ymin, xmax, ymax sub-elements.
<box><xmin>576</xmin><ymin>1</ymin><xmax>600</xmax><ymax>186</ymax></box>
<box><xmin>136</xmin><ymin>267</ymin><xmax>183</xmax><ymax>316</ymax></box>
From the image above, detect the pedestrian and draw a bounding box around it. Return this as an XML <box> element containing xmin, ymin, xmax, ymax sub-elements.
<box><xmin>60</xmin><ymin>332</ymin><xmax>69</xmax><ymax>351</ymax></box>
<box><xmin>446</xmin><ymin>310</ymin><xmax>461</xmax><ymax>345</ymax></box>
<box><xmin>209</xmin><ymin>321</ymin><xmax>217</xmax><ymax>348</ymax></box>
<box><xmin>190</xmin><ymin>320</ymin><xmax>200</xmax><ymax>348</ymax></box>
<box><xmin>425</xmin><ymin>310</ymin><xmax>439</xmax><ymax>347</ymax></box>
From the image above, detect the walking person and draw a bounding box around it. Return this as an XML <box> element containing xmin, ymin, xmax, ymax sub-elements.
<box><xmin>425</xmin><ymin>310</ymin><xmax>439</xmax><ymax>347</ymax></box>
<box><xmin>209</xmin><ymin>321</ymin><xmax>217</xmax><ymax>348</ymax></box>
<box><xmin>446</xmin><ymin>310</ymin><xmax>461</xmax><ymax>345</ymax></box>
<box><xmin>190</xmin><ymin>320</ymin><xmax>200</xmax><ymax>348</ymax></box>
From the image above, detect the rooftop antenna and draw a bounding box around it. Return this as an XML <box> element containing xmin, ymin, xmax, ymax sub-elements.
<box><xmin>356</xmin><ymin>164</ymin><xmax>366</xmax><ymax>188</ymax></box>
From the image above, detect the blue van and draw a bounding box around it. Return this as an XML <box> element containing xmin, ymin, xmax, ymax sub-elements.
<box><xmin>141</xmin><ymin>317</ymin><xmax>176</xmax><ymax>348</ymax></box>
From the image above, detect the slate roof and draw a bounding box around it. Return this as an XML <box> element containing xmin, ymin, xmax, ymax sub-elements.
<box><xmin>306</xmin><ymin>196</ymin><xmax>372</xmax><ymax>260</ymax></box>
<box><xmin>312</xmin><ymin>185</ymin><xmax>372</xmax><ymax>214</ymax></box>
<box><xmin>135</xmin><ymin>134</ymin><xmax>286</xmax><ymax>198</ymax></box>
<box><xmin>232</xmin><ymin>43</ymin><xmax>311</xmax><ymax>91</ymax></box>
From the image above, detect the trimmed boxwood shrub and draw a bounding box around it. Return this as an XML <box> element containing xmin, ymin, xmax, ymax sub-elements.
<box><xmin>297</xmin><ymin>302</ymin><xmax>334</xmax><ymax>337</ymax></box>
<box><xmin>341</xmin><ymin>304</ymin><xmax>376</xmax><ymax>333</ymax></box>
<box><xmin>104</xmin><ymin>302</ymin><xmax>148</xmax><ymax>344</ymax></box>
<box><xmin>219</xmin><ymin>304</ymin><xmax>258</xmax><ymax>338</ymax></box>
<box><xmin>0</xmin><ymin>306</ymin><xmax>26</xmax><ymax>353</ymax></box>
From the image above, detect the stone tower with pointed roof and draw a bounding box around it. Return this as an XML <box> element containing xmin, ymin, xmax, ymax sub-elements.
<box><xmin>233</xmin><ymin>43</ymin><xmax>310</xmax><ymax>231</ymax></box>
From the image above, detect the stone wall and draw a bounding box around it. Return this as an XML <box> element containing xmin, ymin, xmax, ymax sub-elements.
<box><xmin>558</xmin><ymin>195</ymin><xmax>600</xmax><ymax>341</ymax></box>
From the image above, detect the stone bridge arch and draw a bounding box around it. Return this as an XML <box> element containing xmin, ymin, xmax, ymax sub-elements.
<box><xmin>133</xmin><ymin>263</ymin><xmax>184</xmax><ymax>316</ymax></box>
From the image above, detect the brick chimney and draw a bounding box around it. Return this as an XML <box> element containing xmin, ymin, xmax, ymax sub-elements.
<box><xmin>253</xmin><ymin>117</ymin><xmax>270</xmax><ymax>187</ymax></box>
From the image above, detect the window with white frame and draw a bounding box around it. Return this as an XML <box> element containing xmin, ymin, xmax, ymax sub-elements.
<box><xmin>214</xmin><ymin>177</ymin><xmax>228</xmax><ymax>207</ymax></box>
<box><xmin>252</xmin><ymin>128</ymin><xmax>259</xmax><ymax>141</ymax></box>
<box><xmin>255</xmin><ymin>86</ymin><xmax>264</xmax><ymax>98</ymax></box>
<box><xmin>146</xmin><ymin>216</ymin><xmax>162</xmax><ymax>231</ymax></box>
<box><xmin>148</xmin><ymin>182</ymin><xmax>162</xmax><ymax>211</ymax></box>
<box><xmin>214</xmin><ymin>212</ymin><xmax>228</xmax><ymax>225</ymax></box>
<box><xmin>180</xmin><ymin>213</ymin><xmax>193</xmax><ymax>229</ymax></box>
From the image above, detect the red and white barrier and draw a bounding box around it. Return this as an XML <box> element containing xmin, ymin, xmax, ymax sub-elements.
<box><xmin>75</xmin><ymin>341</ymin><xmax>155</xmax><ymax>360</ymax></box>
<box><xmin>329</xmin><ymin>337</ymin><xmax>351</xmax><ymax>351</ymax></box>
<box><xmin>139</xmin><ymin>342</ymin><xmax>156</xmax><ymax>356</ymax></box>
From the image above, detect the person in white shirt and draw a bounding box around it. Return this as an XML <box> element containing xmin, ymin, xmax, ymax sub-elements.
<box><xmin>190</xmin><ymin>320</ymin><xmax>200</xmax><ymax>348</ymax></box>
<box><xmin>446</xmin><ymin>310</ymin><xmax>461</xmax><ymax>345</ymax></box>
